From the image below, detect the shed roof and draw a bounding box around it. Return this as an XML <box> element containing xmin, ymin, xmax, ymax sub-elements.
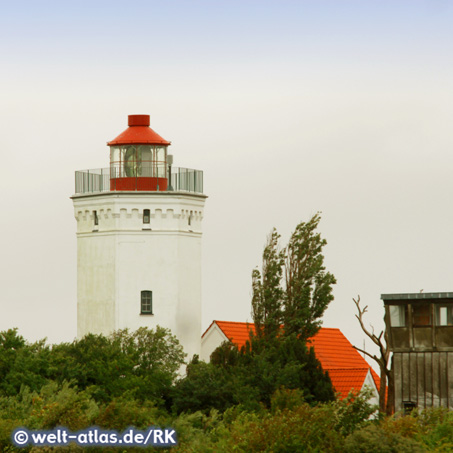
<box><xmin>381</xmin><ymin>292</ymin><xmax>453</xmax><ymax>302</ymax></box>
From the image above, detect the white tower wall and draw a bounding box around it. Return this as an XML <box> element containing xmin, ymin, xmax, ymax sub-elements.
<box><xmin>72</xmin><ymin>192</ymin><xmax>206</xmax><ymax>361</ymax></box>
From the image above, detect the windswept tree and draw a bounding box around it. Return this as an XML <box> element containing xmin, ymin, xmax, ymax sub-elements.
<box><xmin>283</xmin><ymin>214</ymin><xmax>337</xmax><ymax>339</ymax></box>
<box><xmin>251</xmin><ymin>228</ymin><xmax>285</xmax><ymax>341</ymax></box>
<box><xmin>174</xmin><ymin>214</ymin><xmax>336</xmax><ymax>414</ymax></box>
<box><xmin>252</xmin><ymin>213</ymin><xmax>336</xmax><ymax>342</ymax></box>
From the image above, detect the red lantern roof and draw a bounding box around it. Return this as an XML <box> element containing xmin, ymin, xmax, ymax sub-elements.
<box><xmin>107</xmin><ymin>114</ymin><xmax>171</xmax><ymax>146</ymax></box>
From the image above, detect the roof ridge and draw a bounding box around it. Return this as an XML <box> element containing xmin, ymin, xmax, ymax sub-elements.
<box><xmin>214</xmin><ymin>320</ymin><xmax>339</xmax><ymax>331</ymax></box>
<box><xmin>327</xmin><ymin>367</ymin><xmax>372</xmax><ymax>371</ymax></box>
<box><xmin>214</xmin><ymin>320</ymin><xmax>254</xmax><ymax>324</ymax></box>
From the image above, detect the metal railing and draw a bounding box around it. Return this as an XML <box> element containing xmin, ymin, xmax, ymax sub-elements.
<box><xmin>74</xmin><ymin>167</ymin><xmax>203</xmax><ymax>195</ymax></box>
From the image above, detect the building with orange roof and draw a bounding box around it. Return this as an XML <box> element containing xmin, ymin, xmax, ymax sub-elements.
<box><xmin>201</xmin><ymin>320</ymin><xmax>380</xmax><ymax>402</ymax></box>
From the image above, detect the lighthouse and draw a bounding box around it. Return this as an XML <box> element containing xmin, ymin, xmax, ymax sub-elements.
<box><xmin>72</xmin><ymin>114</ymin><xmax>206</xmax><ymax>360</ymax></box>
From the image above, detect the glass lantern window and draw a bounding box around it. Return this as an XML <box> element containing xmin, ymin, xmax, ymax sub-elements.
<box><xmin>110</xmin><ymin>145</ymin><xmax>167</xmax><ymax>178</ymax></box>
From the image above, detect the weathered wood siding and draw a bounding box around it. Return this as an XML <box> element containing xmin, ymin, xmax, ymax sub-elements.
<box><xmin>393</xmin><ymin>351</ymin><xmax>453</xmax><ymax>412</ymax></box>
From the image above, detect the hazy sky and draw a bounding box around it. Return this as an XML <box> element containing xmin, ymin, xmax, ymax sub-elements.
<box><xmin>1</xmin><ymin>1</ymin><xmax>453</xmax><ymax>365</ymax></box>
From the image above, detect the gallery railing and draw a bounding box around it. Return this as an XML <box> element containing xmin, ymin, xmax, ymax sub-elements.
<box><xmin>74</xmin><ymin>167</ymin><xmax>203</xmax><ymax>195</ymax></box>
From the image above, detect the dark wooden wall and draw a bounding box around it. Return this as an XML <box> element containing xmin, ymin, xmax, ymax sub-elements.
<box><xmin>393</xmin><ymin>351</ymin><xmax>453</xmax><ymax>412</ymax></box>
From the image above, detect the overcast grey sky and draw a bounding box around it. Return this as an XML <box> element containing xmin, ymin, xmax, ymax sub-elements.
<box><xmin>1</xmin><ymin>1</ymin><xmax>453</xmax><ymax>364</ymax></box>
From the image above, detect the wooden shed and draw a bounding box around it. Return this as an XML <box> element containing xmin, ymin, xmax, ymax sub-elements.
<box><xmin>382</xmin><ymin>292</ymin><xmax>453</xmax><ymax>413</ymax></box>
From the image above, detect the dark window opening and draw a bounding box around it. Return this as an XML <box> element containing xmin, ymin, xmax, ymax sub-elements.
<box><xmin>94</xmin><ymin>210</ymin><xmax>98</xmax><ymax>226</ymax></box>
<box><xmin>403</xmin><ymin>401</ymin><xmax>417</xmax><ymax>415</ymax></box>
<box><xmin>141</xmin><ymin>290</ymin><xmax>153</xmax><ymax>314</ymax></box>
<box><xmin>413</xmin><ymin>304</ymin><xmax>431</xmax><ymax>327</ymax></box>
<box><xmin>143</xmin><ymin>209</ymin><xmax>150</xmax><ymax>224</ymax></box>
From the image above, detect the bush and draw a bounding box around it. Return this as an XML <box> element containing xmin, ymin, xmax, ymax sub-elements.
<box><xmin>345</xmin><ymin>423</ymin><xmax>427</xmax><ymax>453</ymax></box>
<box><xmin>95</xmin><ymin>398</ymin><xmax>163</xmax><ymax>431</ymax></box>
<box><xmin>217</xmin><ymin>404</ymin><xmax>344</xmax><ymax>452</ymax></box>
<box><xmin>328</xmin><ymin>388</ymin><xmax>378</xmax><ymax>436</ymax></box>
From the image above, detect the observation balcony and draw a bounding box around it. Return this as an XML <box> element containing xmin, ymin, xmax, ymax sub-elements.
<box><xmin>74</xmin><ymin>166</ymin><xmax>203</xmax><ymax>195</ymax></box>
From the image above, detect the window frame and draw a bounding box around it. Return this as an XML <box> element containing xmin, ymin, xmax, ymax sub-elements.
<box><xmin>389</xmin><ymin>304</ymin><xmax>407</xmax><ymax>327</ymax></box>
<box><xmin>143</xmin><ymin>209</ymin><xmax>150</xmax><ymax>224</ymax></box>
<box><xmin>435</xmin><ymin>304</ymin><xmax>453</xmax><ymax>326</ymax></box>
<box><xmin>412</xmin><ymin>303</ymin><xmax>432</xmax><ymax>327</ymax></box>
<box><xmin>140</xmin><ymin>290</ymin><xmax>153</xmax><ymax>315</ymax></box>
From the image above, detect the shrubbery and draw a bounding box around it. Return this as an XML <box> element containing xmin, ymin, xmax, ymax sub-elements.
<box><xmin>1</xmin><ymin>327</ymin><xmax>452</xmax><ymax>451</ymax></box>
<box><xmin>173</xmin><ymin>334</ymin><xmax>335</xmax><ymax>414</ymax></box>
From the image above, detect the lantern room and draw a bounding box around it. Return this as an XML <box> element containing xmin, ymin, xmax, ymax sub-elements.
<box><xmin>108</xmin><ymin>114</ymin><xmax>171</xmax><ymax>191</ymax></box>
<box><xmin>74</xmin><ymin>114</ymin><xmax>203</xmax><ymax>195</ymax></box>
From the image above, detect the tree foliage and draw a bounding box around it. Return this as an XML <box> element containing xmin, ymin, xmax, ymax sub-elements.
<box><xmin>0</xmin><ymin>326</ymin><xmax>184</xmax><ymax>407</ymax></box>
<box><xmin>252</xmin><ymin>229</ymin><xmax>285</xmax><ymax>340</ymax></box>
<box><xmin>173</xmin><ymin>334</ymin><xmax>335</xmax><ymax>414</ymax></box>
<box><xmin>284</xmin><ymin>213</ymin><xmax>337</xmax><ymax>339</ymax></box>
<box><xmin>1</xmin><ymin>329</ymin><xmax>452</xmax><ymax>451</ymax></box>
<box><xmin>252</xmin><ymin>213</ymin><xmax>336</xmax><ymax>342</ymax></box>
<box><xmin>172</xmin><ymin>214</ymin><xmax>336</xmax><ymax>415</ymax></box>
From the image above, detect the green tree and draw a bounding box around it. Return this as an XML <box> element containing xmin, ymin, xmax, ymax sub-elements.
<box><xmin>251</xmin><ymin>229</ymin><xmax>285</xmax><ymax>341</ymax></box>
<box><xmin>112</xmin><ymin>326</ymin><xmax>185</xmax><ymax>403</ymax></box>
<box><xmin>284</xmin><ymin>213</ymin><xmax>336</xmax><ymax>339</ymax></box>
<box><xmin>0</xmin><ymin>329</ymin><xmax>51</xmax><ymax>396</ymax></box>
<box><xmin>172</xmin><ymin>358</ymin><xmax>237</xmax><ymax>414</ymax></box>
<box><xmin>238</xmin><ymin>334</ymin><xmax>335</xmax><ymax>407</ymax></box>
<box><xmin>48</xmin><ymin>326</ymin><xmax>185</xmax><ymax>405</ymax></box>
<box><xmin>174</xmin><ymin>334</ymin><xmax>335</xmax><ymax>414</ymax></box>
<box><xmin>252</xmin><ymin>213</ymin><xmax>336</xmax><ymax>342</ymax></box>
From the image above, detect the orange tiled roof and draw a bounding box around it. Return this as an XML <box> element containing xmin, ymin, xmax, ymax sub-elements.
<box><xmin>205</xmin><ymin>321</ymin><xmax>256</xmax><ymax>349</ymax></box>
<box><xmin>327</xmin><ymin>368</ymin><xmax>370</xmax><ymax>399</ymax></box>
<box><xmin>203</xmin><ymin>321</ymin><xmax>380</xmax><ymax>399</ymax></box>
<box><xmin>370</xmin><ymin>368</ymin><xmax>381</xmax><ymax>396</ymax></box>
<box><xmin>306</xmin><ymin>327</ymin><xmax>370</xmax><ymax>369</ymax></box>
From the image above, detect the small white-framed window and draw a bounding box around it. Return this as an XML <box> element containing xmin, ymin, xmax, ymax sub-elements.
<box><xmin>435</xmin><ymin>304</ymin><xmax>453</xmax><ymax>326</ymax></box>
<box><xmin>143</xmin><ymin>209</ymin><xmax>150</xmax><ymax>224</ymax></box>
<box><xmin>93</xmin><ymin>210</ymin><xmax>98</xmax><ymax>226</ymax></box>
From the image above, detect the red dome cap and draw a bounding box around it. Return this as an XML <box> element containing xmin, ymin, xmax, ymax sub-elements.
<box><xmin>107</xmin><ymin>114</ymin><xmax>171</xmax><ymax>146</ymax></box>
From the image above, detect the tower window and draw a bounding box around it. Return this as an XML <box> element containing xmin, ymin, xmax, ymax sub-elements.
<box><xmin>143</xmin><ymin>209</ymin><xmax>150</xmax><ymax>224</ymax></box>
<box><xmin>93</xmin><ymin>210</ymin><xmax>98</xmax><ymax>226</ymax></box>
<box><xmin>141</xmin><ymin>290</ymin><xmax>153</xmax><ymax>314</ymax></box>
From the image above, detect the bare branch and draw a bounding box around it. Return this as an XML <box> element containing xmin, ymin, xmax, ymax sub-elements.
<box><xmin>353</xmin><ymin>296</ymin><xmax>383</xmax><ymax>348</ymax></box>
<box><xmin>352</xmin><ymin>295</ymin><xmax>393</xmax><ymax>414</ymax></box>
<box><xmin>352</xmin><ymin>345</ymin><xmax>383</xmax><ymax>366</ymax></box>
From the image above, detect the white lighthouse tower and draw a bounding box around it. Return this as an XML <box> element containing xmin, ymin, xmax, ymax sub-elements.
<box><xmin>72</xmin><ymin>114</ymin><xmax>206</xmax><ymax>360</ymax></box>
